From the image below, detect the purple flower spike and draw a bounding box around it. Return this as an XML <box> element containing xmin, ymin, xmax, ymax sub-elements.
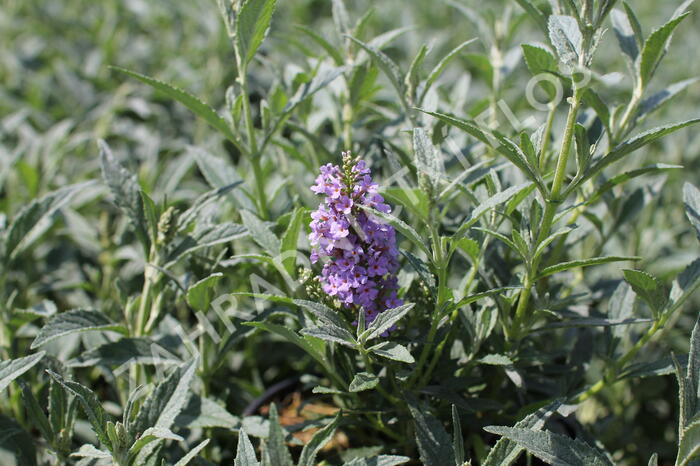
<box><xmin>309</xmin><ymin>152</ymin><xmax>403</xmax><ymax>328</ymax></box>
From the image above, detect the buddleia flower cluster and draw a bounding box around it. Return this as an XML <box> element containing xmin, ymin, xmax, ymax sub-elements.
<box><xmin>309</xmin><ymin>152</ymin><xmax>403</xmax><ymax>324</ymax></box>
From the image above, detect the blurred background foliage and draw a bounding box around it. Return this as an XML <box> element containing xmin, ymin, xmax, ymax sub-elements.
<box><xmin>2</xmin><ymin>0</ymin><xmax>700</xmax><ymax>464</ymax></box>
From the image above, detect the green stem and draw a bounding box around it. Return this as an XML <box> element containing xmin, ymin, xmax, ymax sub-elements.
<box><xmin>135</xmin><ymin>271</ymin><xmax>153</xmax><ymax>337</ymax></box>
<box><xmin>512</xmin><ymin>91</ymin><xmax>582</xmax><ymax>339</ymax></box>
<box><xmin>539</xmin><ymin>105</ymin><xmax>556</xmax><ymax>172</ymax></box>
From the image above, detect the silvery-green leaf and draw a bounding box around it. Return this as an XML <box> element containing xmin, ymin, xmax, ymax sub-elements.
<box><xmin>240</xmin><ymin>209</ymin><xmax>280</xmax><ymax>256</ymax></box>
<box><xmin>265</xmin><ymin>403</ymin><xmax>293</xmax><ymax>466</ymax></box>
<box><xmin>406</xmin><ymin>396</ymin><xmax>455</xmax><ymax>466</ymax></box>
<box><xmin>174</xmin><ymin>440</ymin><xmax>210</xmax><ymax>466</ymax></box>
<box><xmin>31</xmin><ymin>310</ymin><xmax>126</xmax><ymax>349</ymax></box>
<box><xmin>668</xmin><ymin>258</ymin><xmax>700</xmax><ymax>315</ymax></box>
<box><xmin>639</xmin><ymin>12</ymin><xmax>691</xmax><ymax>87</ymax></box>
<box><xmin>5</xmin><ymin>181</ymin><xmax>93</xmax><ymax>261</ymax></box>
<box><xmin>684</xmin><ymin>182</ymin><xmax>700</xmax><ymax>243</ymax></box>
<box><xmin>537</xmin><ymin>256</ymin><xmax>639</xmax><ymax>279</ymax></box>
<box><xmin>47</xmin><ymin>370</ymin><xmax>112</xmax><ymax>448</ymax></box>
<box><xmin>611</xmin><ymin>8</ymin><xmax>639</xmax><ymax>62</ymax></box>
<box><xmin>298</xmin><ymin>414</ymin><xmax>340</xmax><ymax>466</ymax></box>
<box><xmin>343</xmin><ymin>456</ymin><xmax>411</xmax><ymax>466</ymax></box>
<box><xmin>187</xmin><ymin>273</ymin><xmax>224</xmax><ymax>312</ymax></box>
<box><xmin>71</xmin><ymin>444</ymin><xmax>111</xmax><ymax>459</ymax></box>
<box><xmin>481</xmin><ymin>401</ymin><xmax>561</xmax><ymax>466</ymax></box>
<box><xmin>361</xmin><ymin>303</ymin><xmax>414</xmax><ymax>342</ymax></box>
<box><xmin>175</xmin><ymin>395</ymin><xmax>239</xmax><ymax>429</ymax></box>
<box><xmin>349</xmin><ymin>372</ymin><xmax>379</xmax><ymax>392</ymax></box>
<box><xmin>0</xmin><ymin>352</ymin><xmax>45</xmax><ymax>393</ymax></box>
<box><xmin>623</xmin><ymin>269</ymin><xmax>667</xmax><ymax>315</ymax></box>
<box><xmin>235</xmin><ymin>0</ymin><xmax>277</xmax><ymax>67</ymax></box>
<box><xmin>192</xmin><ymin>148</ymin><xmax>252</xmax><ymax>210</ymax></box>
<box><xmin>637</xmin><ymin>78</ymin><xmax>697</xmax><ymax>121</ymax></box>
<box><xmin>548</xmin><ymin>15</ymin><xmax>582</xmax><ymax>65</ymax></box>
<box><xmin>301</xmin><ymin>325</ymin><xmax>357</xmax><ymax>348</ymax></box>
<box><xmin>234</xmin><ymin>429</ymin><xmax>260</xmax><ymax>466</ymax></box>
<box><xmin>369</xmin><ymin>341</ymin><xmax>415</xmax><ymax>364</ymax></box>
<box><xmin>452</xmin><ymin>405</ymin><xmax>464</xmax><ymax>466</ymax></box>
<box><xmin>413</xmin><ymin>127</ymin><xmax>444</xmax><ymax>196</ymax></box>
<box><xmin>111</xmin><ymin>68</ymin><xmax>242</xmax><ymax>149</ymax></box>
<box><xmin>454</xmin><ymin>182</ymin><xmax>534</xmax><ymax>239</ymax></box>
<box><xmin>66</xmin><ymin>338</ymin><xmax>180</xmax><ymax>368</ymax></box>
<box><xmin>128</xmin><ymin>360</ymin><xmax>197</xmax><ymax>437</ymax></box>
<box><xmin>347</xmin><ymin>37</ymin><xmax>405</xmax><ymax>97</ymax></box>
<box><xmin>584</xmin><ymin>119</ymin><xmax>700</xmax><ymax>183</ymax></box>
<box><xmin>484</xmin><ymin>426</ymin><xmax>614</xmax><ymax>466</ymax></box>
<box><xmin>294</xmin><ymin>299</ymin><xmax>347</xmax><ymax>331</ymax></box>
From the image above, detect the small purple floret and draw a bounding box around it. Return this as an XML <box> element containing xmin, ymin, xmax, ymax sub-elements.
<box><xmin>309</xmin><ymin>153</ymin><xmax>403</xmax><ymax>326</ymax></box>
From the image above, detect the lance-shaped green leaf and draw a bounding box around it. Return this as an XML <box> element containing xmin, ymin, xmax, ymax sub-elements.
<box><xmin>521</xmin><ymin>44</ymin><xmax>558</xmax><ymax>98</ymax></box>
<box><xmin>244</xmin><ymin>321</ymin><xmax>329</xmax><ymax>370</ymax></box>
<box><xmin>235</xmin><ymin>428</ymin><xmax>260</xmax><ymax>466</ymax></box>
<box><xmin>637</xmin><ymin>78</ymin><xmax>698</xmax><ymax>121</ymax></box>
<box><xmin>623</xmin><ymin>269</ymin><xmax>667</xmax><ymax>315</ymax></box>
<box><xmin>175</xmin><ymin>395</ymin><xmax>239</xmax><ymax>429</ymax></box>
<box><xmin>129</xmin><ymin>360</ymin><xmax>197</xmax><ymax>438</ymax></box>
<box><xmin>294</xmin><ymin>299</ymin><xmax>347</xmax><ymax>330</ymax></box>
<box><xmin>548</xmin><ymin>15</ymin><xmax>582</xmax><ymax>65</ymax></box>
<box><xmin>667</xmin><ymin>258</ymin><xmax>700</xmax><ymax>316</ymax></box>
<box><xmin>452</xmin><ymin>405</ymin><xmax>464</xmax><ymax>466</ymax></box>
<box><xmin>301</xmin><ymin>325</ymin><xmax>357</xmax><ymax>348</ymax></box>
<box><xmin>611</xmin><ymin>8</ymin><xmax>639</xmax><ymax>62</ymax></box>
<box><xmin>537</xmin><ymin>256</ymin><xmax>639</xmax><ymax>279</ymax></box>
<box><xmin>295</xmin><ymin>25</ymin><xmax>344</xmax><ymax>65</ymax></box>
<box><xmin>298</xmin><ymin>413</ymin><xmax>341</xmax><ymax>466</ymax></box>
<box><xmin>174</xmin><ymin>439</ymin><xmax>210</xmax><ymax>466</ymax></box>
<box><xmin>358</xmin><ymin>205</ymin><xmax>430</xmax><ymax>255</ymax></box>
<box><xmin>369</xmin><ymin>341</ymin><xmax>415</xmax><ymax>364</ymax></box>
<box><xmin>418</xmin><ymin>109</ymin><xmax>492</xmax><ymax>146</ymax></box>
<box><xmin>639</xmin><ymin>12</ymin><xmax>691</xmax><ymax>88</ymax></box>
<box><xmin>677</xmin><ymin>420</ymin><xmax>700</xmax><ymax>466</ymax></box>
<box><xmin>31</xmin><ymin>310</ymin><xmax>126</xmax><ymax>349</ymax></box>
<box><xmin>349</xmin><ymin>372</ymin><xmax>379</xmax><ymax>392</ymax></box>
<box><xmin>0</xmin><ymin>352</ymin><xmax>45</xmax><ymax>393</ymax></box>
<box><xmin>514</xmin><ymin>0</ymin><xmax>548</xmax><ymax>34</ymax></box>
<box><xmin>192</xmin><ymin>148</ymin><xmax>253</xmax><ymax>211</ymax></box>
<box><xmin>240</xmin><ymin>209</ymin><xmax>280</xmax><ymax>256</ymax></box>
<box><xmin>19</xmin><ymin>380</ymin><xmax>54</xmax><ymax>444</ymax></box>
<box><xmin>484</xmin><ymin>426</ymin><xmax>614</xmax><ymax>466</ymax></box>
<box><xmin>413</xmin><ymin>127</ymin><xmax>444</xmax><ymax>196</ymax></box>
<box><xmin>421</xmin><ymin>39</ymin><xmax>476</xmax><ymax>101</ymax></box>
<box><xmin>187</xmin><ymin>273</ymin><xmax>224</xmax><ymax>312</ymax></box>
<box><xmin>236</xmin><ymin>0</ymin><xmax>277</xmax><ymax>67</ymax></box>
<box><xmin>406</xmin><ymin>395</ymin><xmax>456</xmax><ymax>466</ymax></box>
<box><xmin>47</xmin><ymin>370</ymin><xmax>112</xmax><ymax>448</ymax></box>
<box><xmin>5</xmin><ymin>181</ymin><xmax>94</xmax><ymax>261</ymax></box>
<box><xmin>684</xmin><ymin>182</ymin><xmax>700</xmax><ymax>242</ymax></box>
<box><xmin>619</xmin><ymin>354</ymin><xmax>688</xmax><ymax>380</ymax></box>
<box><xmin>344</xmin><ymin>456</ymin><xmax>410</xmax><ymax>466</ymax></box>
<box><xmin>283</xmin><ymin>65</ymin><xmax>344</xmax><ymax>114</ymax></box>
<box><xmin>66</xmin><ymin>338</ymin><xmax>180</xmax><ymax>368</ymax></box>
<box><xmin>482</xmin><ymin>401</ymin><xmax>562</xmax><ymax>466</ymax></box>
<box><xmin>167</xmin><ymin>222</ymin><xmax>249</xmax><ymax>266</ymax></box>
<box><xmin>265</xmin><ymin>403</ymin><xmax>293</xmax><ymax>466</ymax></box>
<box><xmin>454</xmin><ymin>182</ymin><xmax>534</xmax><ymax>239</ymax></box>
<box><xmin>360</xmin><ymin>303</ymin><xmax>414</xmax><ymax>342</ymax></box>
<box><xmin>348</xmin><ymin>36</ymin><xmax>405</xmax><ymax>98</ymax></box>
<box><xmin>280</xmin><ymin>208</ymin><xmax>305</xmax><ymax>275</ymax></box>
<box><xmin>585</xmin><ymin>164</ymin><xmax>682</xmax><ymax>204</ymax></box>
<box><xmin>112</xmin><ymin>67</ymin><xmax>241</xmax><ymax>149</ymax></box>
